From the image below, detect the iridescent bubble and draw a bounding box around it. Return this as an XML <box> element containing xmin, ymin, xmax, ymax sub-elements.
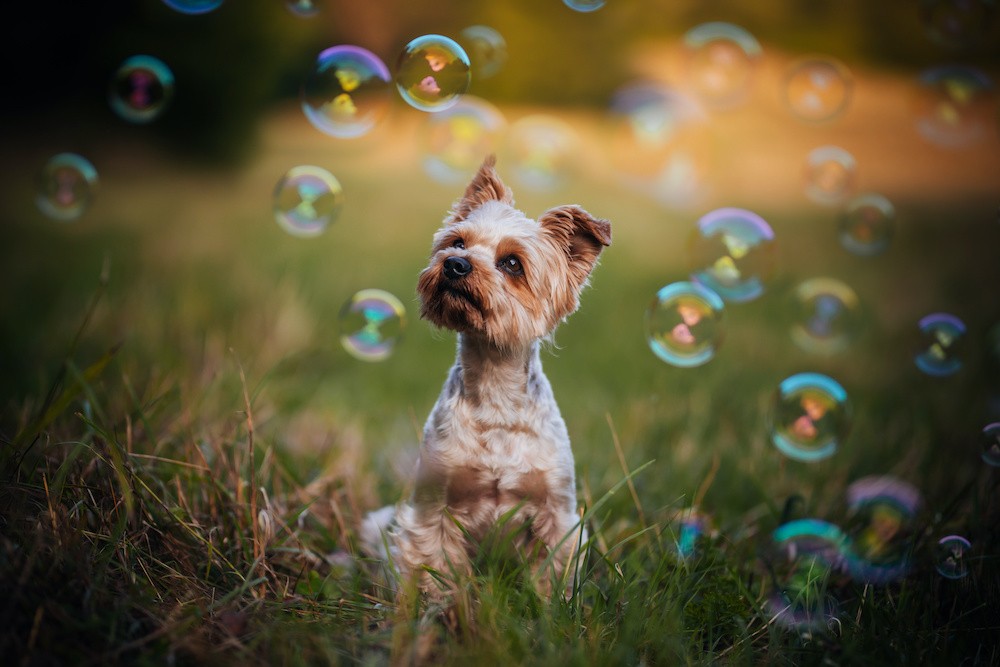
<box><xmin>838</xmin><ymin>193</ymin><xmax>895</xmax><ymax>257</ymax></box>
<box><xmin>790</xmin><ymin>278</ymin><xmax>862</xmax><ymax>355</ymax></box>
<box><xmin>769</xmin><ymin>373</ymin><xmax>851</xmax><ymax>462</ymax></box>
<box><xmin>766</xmin><ymin>519</ymin><xmax>845</xmax><ymax>631</ymax></box>
<box><xmin>284</xmin><ymin>0</ymin><xmax>319</xmax><ymax>17</ymax></box>
<box><xmin>339</xmin><ymin>289</ymin><xmax>406</xmax><ymax>362</ymax></box>
<box><xmin>668</xmin><ymin>507</ymin><xmax>712</xmax><ymax>560</ymax></box>
<box><xmin>421</xmin><ymin>96</ymin><xmax>506</xmax><ymax>184</ymax></box>
<box><xmin>109</xmin><ymin>55</ymin><xmax>174</xmax><ymax>124</ymax></box>
<box><xmin>981</xmin><ymin>423</ymin><xmax>1000</xmax><ymax>467</ymax></box>
<box><xmin>689</xmin><ymin>207</ymin><xmax>775</xmax><ymax>303</ymax></box>
<box><xmin>301</xmin><ymin>45</ymin><xmax>391</xmax><ymax>139</ymax></box>
<box><xmin>645</xmin><ymin>281</ymin><xmax>725</xmax><ymax>368</ymax></box>
<box><xmin>783</xmin><ymin>57</ymin><xmax>853</xmax><ymax>123</ymax></box>
<box><xmin>505</xmin><ymin>115</ymin><xmax>579</xmax><ymax>191</ymax></box>
<box><xmin>563</xmin><ymin>0</ymin><xmax>605</xmax><ymax>11</ymax></box>
<box><xmin>36</xmin><ymin>153</ymin><xmax>98</xmax><ymax>222</ymax></box>
<box><xmin>843</xmin><ymin>475</ymin><xmax>921</xmax><ymax>584</ymax></box>
<box><xmin>395</xmin><ymin>35</ymin><xmax>470</xmax><ymax>112</ymax></box>
<box><xmin>161</xmin><ymin>0</ymin><xmax>222</xmax><ymax>14</ymax></box>
<box><xmin>914</xmin><ymin>66</ymin><xmax>995</xmax><ymax>149</ymax></box>
<box><xmin>273</xmin><ymin>166</ymin><xmax>343</xmax><ymax>238</ymax></box>
<box><xmin>934</xmin><ymin>535</ymin><xmax>972</xmax><ymax>579</ymax></box>
<box><xmin>915</xmin><ymin>312</ymin><xmax>966</xmax><ymax>376</ymax></box>
<box><xmin>920</xmin><ymin>0</ymin><xmax>996</xmax><ymax>50</ymax></box>
<box><xmin>459</xmin><ymin>25</ymin><xmax>507</xmax><ymax>79</ymax></box>
<box><xmin>682</xmin><ymin>22</ymin><xmax>762</xmax><ymax>109</ymax></box>
<box><xmin>804</xmin><ymin>146</ymin><xmax>857</xmax><ymax>206</ymax></box>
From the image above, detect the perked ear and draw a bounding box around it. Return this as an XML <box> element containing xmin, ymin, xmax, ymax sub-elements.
<box><xmin>539</xmin><ymin>204</ymin><xmax>612</xmax><ymax>285</ymax></box>
<box><xmin>448</xmin><ymin>154</ymin><xmax>514</xmax><ymax>223</ymax></box>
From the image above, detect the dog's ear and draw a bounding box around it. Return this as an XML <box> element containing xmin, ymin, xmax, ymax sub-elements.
<box><xmin>539</xmin><ymin>204</ymin><xmax>612</xmax><ymax>286</ymax></box>
<box><xmin>448</xmin><ymin>154</ymin><xmax>514</xmax><ymax>223</ymax></box>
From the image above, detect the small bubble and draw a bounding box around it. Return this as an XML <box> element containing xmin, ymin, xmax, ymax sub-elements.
<box><xmin>301</xmin><ymin>45</ymin><xmax>391</xmax><ymax>139</ymax></box>
<box><xmin>339</xmin><ymin>289</ymin><xmax>406</xmax><ymax>361</ymax></box>
<box><xmin>783</xmin><ymin>57</ymin><xmax>853</xmax><ymax>123</ymax></box>
<box><xmin>980</xmin><ymin>423</ymin><xmax>1000</xmax><ymax>467</ymax></box>
<box><xmin>668</xmin><ymin>507</ymin><xmax>712</xmax><ymax>560</ymax></box>
<box><xmin>915</xmin><ymin>312</ymin><xmax>966</xmax><ymax>377</ymax></box>
<box><xmin>766</xmin><ymin>519</ymin><xmax>846</xmax><ymax>632</ymax></box>
<box><xmin>505</xmin><ymin>115</ymin><xmax>580</xmax><ymax>191</ymax></box>
<box><xmin>161</xmin><ymin>0</ymin><xmax>222</xmax><ymax>14</ymax></box>
<box><xmin>459</xmin><ymin>25</ymin><xmax>507</xmax><ymax>79</ymax></box>
<box><xmin>395</xmin><ymin>35</ymin><xmax>470</xmax><ymax>112</ymax></box>
<box><xmin>790</xmin><ymin>278</ymin><xmax>862</xmax><ymax>355</ymax></box>
<box><xmin>682</xmin><ymin>22</ymin><xmax>761</xmax><ymax>109</ymax></box>
<box><xmin>914</xmin><ymin>66</ymin><xmax>995</xmax><ymax>149</ymax></box>
<box><xmin>563</xmin><ymin>0</ymin><xmax>605</xmax><ymax>12</ymax></box>
<box><xmin>284</xmin><ymin>0</ymin><xmax>319</xmax><ymax>17</ymax></box>
<box><xmin>36</xmin><ymin>153</ymin><xmax>98</xmax><ymax>222</ymax></box>
<box><xmin>421</xmin><ymin>96</ymin><xmax>506</xmax><ymax>184</ymax></box>
<box><xmin>838</xmin><ymin>193</ymin><xmax>895</xmax><ymax>257</ymax></box>
<box><xmin>804</xmin><ymin>146</ymin><xmax>857</xmax><ymax>207</ymax></box>
<box><xmin>645</xmin><ymin>281</ymin><xmax>725</xmax><ymax>368</ymax></box>
<box><xmin>273</xmin><ymin>165</ymin><xmax>343</xmax><ymax>238</ymax></box>
<box><xmin>769</xmin><ymin>373</ymin><xmax>851</xmax><ymax>462</ymax></box>
<box><xmin>109</xmin><ymin>55</ymin><xmax>174</xmax><ymax>124</ymax></box>
<box><xmin>934</xmin><ymin>535</ymin><xmax>972</xmax><ymax>579</ymax></box>
<box><xmin>689</xmin><ymin>207</ymin><xmax>775</xmax><ymax>303</ymax></box>
<box><xmin>843</xmin><ymin>475</ymin><xmax>921</xmax><ymax>584</ymax></box>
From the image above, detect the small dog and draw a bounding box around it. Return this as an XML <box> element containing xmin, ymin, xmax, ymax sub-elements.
<box><xmin>361</xmin><ymin>155</ymin><xmax>611</xmax><ymax>598</ymax></box>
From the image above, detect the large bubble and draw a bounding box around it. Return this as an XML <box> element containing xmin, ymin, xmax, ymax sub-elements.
<box><xmin>843</xmin><ymin>476</ymin><xmax>921</xmax><ymax>584</ymax></box>
<box><xmin>645</xmin><ymin>281</ymin><xmax>725</xmax><ymax>368</ymax></box>
<box><xmin>395</xmin><ymin>35</ymin><xmax>470</xmax><ymax>112</ymax></box>
<box><xmin>804</xmin><ymin>146</ymin><xmax>857</xmax><ymax>207</ymax></box>
<box><xmin>689</xmin><ymin>207</ymin><xmax>775</xmax><ymax>303</ymax></box>
<box><xmin>934</xmin><ymin>535</ymin><xmax>972</xmax><ymax>580</ymax></box>
<box><xmin>273</xmin><ymin>166</ymin><xmax>343</xmax><ymax>238</ymax></box>
<box><xmin>459</xmin><ymin>25</ymin><xmax>507</xmax><ymax>79</ymax></box>
<box><xmin>914</xmin><ymin>312</ymin><xmax>966</xmax><ymax>377</ymax></box>
<box><xmin>301</xmin><ymin>45</ymin><xmax>391</xmax><ymax>139</ymax></box>
<box><xmin>790</xmin><ymin>278</ymin><xmax>862</xmax><ymax>355</ymax></box>
<box><xmin>769</xmin><ymin>373</ymin><xmax>851</xmax><ymax>462</ymax></box>
<box><xmin>838</xmin><ymin>193</ymin><xmax>895</xmax><ymax>257</ymax></box>
<box><xmin>339</xmin><ymin>289</ymin><xmax>406</xmax><ymax>361</ymax></box>
<box><xmin>161</xmin><ymin>0</ymin><xmax>222</xmax><ymax>14</ymax></box>
<box><xmin>421</xmin><ymin>96</ymin><xmax>506</xmax><ymax>184</ymax></box>
<box><xmin>109</xmin><ymin>55</ymin><xmax>174</xmax><ymax>124</ymax></box>
<box><xmin>505</xmin><ymin>115</ymin><xmax>579</xmax><ymax>191</ymax></box>
<box><xmin>682</xmin><ymin>22</ymin><xmax>761</xmax><ymax>109</ymax></box>
<box><xmin>914</xmin><ymin>66</ymin><xmax>995</xmax><ymax>149</ymax></box>
<box><xmin>36</xmin><ymin>153</ymin><xmax>98</xmax><ymax>222</ymax></box>
<box><xmin>765</xmin><ymin>519</ymin><xmax>846</xmax><ymax>632</ymax></box>
<box><xmin>783</xmin><ymin>57</ymin><xmax>853</xmax><ymax>123</ymax></box>
<box><xmin>981</xmin><ymin>423</ymin><xmax>1000</xmax><ymax>467</ymax></box>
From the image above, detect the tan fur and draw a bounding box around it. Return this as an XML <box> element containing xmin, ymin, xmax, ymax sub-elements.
<box><xmin>360</xmin><ymin>155</ymin><xmax>611</xmax><ymax>600</ymax></box>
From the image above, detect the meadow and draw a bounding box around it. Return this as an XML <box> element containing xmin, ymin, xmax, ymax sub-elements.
<box><xmin>2</xmin><ymin>2</ymin><xmax>1000</xmax><ymax>665</ymax></box>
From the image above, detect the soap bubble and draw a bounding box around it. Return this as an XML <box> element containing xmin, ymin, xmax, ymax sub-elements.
<box><xmin>395</xmin><ymin>34</ymin><xmax>470</xmax><ymax>112</ymax></box>
<box><xmin>505</xmin><ymin>115</ymin><xmax>579</xmax><ymax>191</ymax></box>
<box><xmin>36</xmin><ymin>153</ymin><xmax>98</xmax><ymax>222</ymax></box>
<box><xmin>766</xmin><ymin>519</ymin><xmax>846</xmax><ymax>632</ymax></box>
<box><xmin>769</xmin><ymin>373</ymin><xmax>851</xmax><ymax>462</ymax></box>
<box><xmin>915</xmin><ymin>312</ymin><xmax>966</xmax><ymax>377</ymax></box>
<box><xmin>682</xmin><ymin>22</ymin><xmax>761</xmax><ymax>109</ymax></box>
<box><xmin>563</xmin><ymin>0</ymin><xmax>605</xmax><ymax>11</ymax></box>
<box><xmin>161</xmin><ymin>0</ymin><xmax>222</xmax><ymax>14</ymax></box>
<box><xmin>284</xmin><ymin>0</ymin><xmax>319</xmax><ymax>17</ymax></box>
<box><xmin>301</xmin><ymin>45</ymin><xmax>391</xmax><ymax>139</ymax></box>
<box><xmin>783</xmin><ymin>57</ymin><xmax>853</xmax><ymax>123</ymax></box>
<box><xmin>838</xmin><ymin>193</ymin><xmax>895</xmax><ymax>257</ymax></box>
<box><xmin>934</xmin><ymin>535</ymin><xmax>972</xmax><ymax>579</ymax></box>
<box><xmin>109</xmin><ymin>55</ymin><xmax>174</xmax><ymax>124</ymax></box>
<box><xmin>981</xmin><ymin>423</ymin><xmax>1000</xmax><ymax>467</ymax></box>
<box><xmin>459</xmin><ymin>25</ymin><xmax>507</xmax><ymax>79</ymax></box>
<box><xmin>645</xmin><ymin>281</ymin><xmax>725</xmax><ymax>368</ymax></box>
<box><xmin>273</xmin><ymin>165</ymin><xmax>343</xmax><ymax>238</ymax></box>
<box><xmin>689</xmin><ymin>207</ymin><xmax>775</xmax><ymax>303</ymax></box>
<box><xmin>790</xmin><ymin>278</ymin><xmax>862</xmax><ymax>355</ymax></box>
<box><xmin>914</xmin><ymin>66</ymin><xmax>995</xmax><ymax>149</ymax></box>
<box><xmin>339</xmin><ymin>289</ymin><xmax>406</xmax><ymax>361</ymax></box>
<box><xmin>921</xmin><ymin>0</ymin><xmax>996</xmax><ymax>50</ymax></box>
<box><xmin>668</xmin><ymin>507</ymin><xmax>712</xmax><ymax>560</ymax></box>
<box><xmin>421</xmin><ymin>96</ymin><xmax>506</xmax><ymax>184</ymax></box>
<box><xmin>804</xmin><ymin>146</ymin><xmax>857</xmax><ymax>206</ymax></box>
<box><xmin>843</xmin><ymin>476</ymin><xmax>921</xmax><ymax>584</ymax></box>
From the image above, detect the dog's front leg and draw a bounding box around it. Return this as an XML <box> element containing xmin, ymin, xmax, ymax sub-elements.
<box><xmin>394</xmin><ymin>500</ymin><xmax>471</xmax><ymax>600</ymax></box>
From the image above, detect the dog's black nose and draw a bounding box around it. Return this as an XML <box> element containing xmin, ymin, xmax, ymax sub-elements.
<box><xmin>443</xmin><ymin>256</ymin><xmax>472</xmax><ymax>280</ymax></box>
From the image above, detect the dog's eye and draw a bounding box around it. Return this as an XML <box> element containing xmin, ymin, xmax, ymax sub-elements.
<box><xmin>499</xmin><ymin>255</ymin><xmax>524</xmax><ymax>277</ymax></box>
<box><xmin>451</xmin><ymin>238</ymin><xmax>465</xmax><ymax>250</ymax></box>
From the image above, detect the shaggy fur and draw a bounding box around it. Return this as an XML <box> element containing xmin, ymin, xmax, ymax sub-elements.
<box><xmin>360</xmin><ymin>155</ymin><xmax>611</xmax><ymax>599</ymax></box>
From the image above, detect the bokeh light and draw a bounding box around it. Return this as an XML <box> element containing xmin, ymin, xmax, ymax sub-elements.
<box><xmin>339</xmin><ymin>289</ymin><xmax>406</xmax><ymax>361</ymax></box>
<box><xmin>934</xmin><ymin>535</ymin><xmax>972</xmax><ymax>579</ymax></box>
<box><xmin>273</xmin><ymin>165</ymin><xmax>343</xmax><ymax>238</ymax></box>
<box><xmin>769</xmin><ymin>373</ymin><xmax>851</xmax><ymax>462</ymax></box>
<box><xmin>981</xmin><ymin>423</ymin><xmax>1000</xmax><ymax>467</ymax></box>
<box><xmin>284</xmin><ymin>0</ymin><xmax>319</xmax><ymax>17</ymax></box>
<box><xmin>915</xmin><ymin>312</ymin><xmax>966</xmax><ymax>377</ymax></box>
<box><xmin>35</xmin><ymin>153</ymin><xmax>98</xmax><ymax>222</ymax></box>
<box><xmin>682</xmin><ymin>22</ymin><xmax>761</xmax><ymax>109</ymax></box>
<box><xmin>790</xmin><ymin>278</ymin><xmax>862</xmax><ymax>355</ymax></box>
<box><xmin>459</xmin><ymin>25</ymin><xmax>507</xmax><ymax>79</ymax></box>
<box><xmin>109</xmin><ymin>55</ymin><xmax>175</xmax><ymax>124</ymax></box>
<box><xmin>301</xmin><ymin>45</ymin><xmax>391</xmax><ymax>139</ymax></box>
<box><xmin>783</xmin><ymin>56</ymin><xmax>853</xmax><ymax>123</ymax></box>
<box><xmin>766</xmin><ymin>519</ymin><xmax>845</xmax><ymax>631</ymax></box>
<box><xmin>804</xmin><ymin>146</ymin><xmax>857</xmax><ymax>206</ymax></box>
<box><xmin>395</xmin><ymin>35</ymin><xmax>470</xmax><ymax>112</ymax></box>
<box><xmin>843</xmin><ymin>475</ymin><xmax>921</xmax><ymax>584</ymax></box>
<box><xmin>504</xmin><ymin>115</ymin><xmax>579</xmax><ymax>191</ymax></box>
<box><xmin>563</xmin><ymin>0</ymin><xmax>605</xmax><ymax>12</ymax></box>
<box><xmin>914</xmin><ymin>66</ymin><xmax>996</xmax><ymax>149</ymax></box>
<box><xmin>161</xmin><ymin>0</ymin><xmax>222</xmax><ymax>14</ymax></box>
<box><xmin>420</xmin><ymin>96</ymin><xmax>506</xmax><ymax>184</ymax></box>
<box><xmin>838</xmin><ymin>193</ymin><xmax>895</xmax><ymax>257</ymax></box>
<box><xmin>645</xmin><ymin>281</ymin><xmax>725</xmax><ymax>368</ymax></box>
<box><xmin>689</xmin><ymin>207</ymin><xmax>775</xmax><ymax>303</ymax></box>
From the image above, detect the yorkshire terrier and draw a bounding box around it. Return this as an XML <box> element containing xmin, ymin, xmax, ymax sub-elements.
<box><xmin>361</xmin><ymin>155</ymin><xmax>611</xmax><ymax>599</ymax></box>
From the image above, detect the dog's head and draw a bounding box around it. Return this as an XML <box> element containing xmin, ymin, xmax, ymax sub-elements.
<box><xmin>417</xmin><ymin>155</ymin><xmax>611</xmax><ymax>349</ymax></box>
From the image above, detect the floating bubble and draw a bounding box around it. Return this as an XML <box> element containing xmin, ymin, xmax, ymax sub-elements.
<box><xmin>783</xmin><ymin>57</ymin><xmax>853</xmax><ymax>123</ymax></box>
<box><xmin>790</xmin><ymin>278</ymin><xmax>862</xmax><ymax>355</ymax></box>
<box><xmin>36</xmin><ymin>153</ymin><xmax>98</xmax><ymax>222</ymax></box>
<box><xmin>982</xmin><ymin>423</ymin><xmax>1000</xmax><ymax>467</ymax></box>
<box><xmin>934</xmin><ymin>535</ymin><xmax>972</xmax><ymax>579</ymax></box>
<box><xmin>682</xmin><ymin>22</ymin><xmax>761</xmax><ymax>109</ymax></box>
<box><xmin>339</xmin><ymin>289</ymin><xmax>406</xmax><ymax>361</ymax></box>
<box><xmin>505</xmin><ymin>115</ymin><xmax>579</xmax><ymax>191</ymax></box>
<box><xmin>804</xmin><ymin>146</ymin><xmax>857</xmax><ymax>206</ymax></box>
<box><xmin>273</xmin><ymin>166</ymin><xmax>343</xmax><ymax>238</ymax></box>
<box><xmin>395</xmin><ymin>35</ymin><xmax>470</xmax><ymax>112</ymax></box>
<box><xmin>843</xmin><ymin>476</ymin><xmax>921</xmax><ymax>584</ymax></box>
<box><xmin>914</xmin><ymin>66</ymin><xmax>995</xmax><ymax>149</ymax></box>
<box><xmin>689</xmin><ymin>207</ymin><xmax>775</xmax><ymax>303</ymax></box>
<box><xmin>109</xmin><ymin>55</ymin><xmax>174</xmax><ymax>124</ymax></box>
<box><xmin>668</xmin><ymin>507</ymin><xmax>712</xmax><ymax>560</ymax></box>
<box><xmin>301</xmin><ymin>45</ymin><xmax>391</xmax><ymax>139</ymax></box>
<box><xmin>421</xmin><ymin>96</ymin><xmax>506</xmax><ymax>184</ymax></box>
<box><xmin>284</xmin><ymin>0</ymin><xmax>319</xmax><ymax>17</ymax></box>
<box><xmin>459</xmin><ymin>25</ymin><xmax>507</xmax><ymax>79</ymax></box>
<box><xmin>161</xmin><ymin>0</ymin><xmax>222</xmax><ymax>14</ymax></box>
<box><xmin>563</xmin><ymin>0</ymin><xmax>605</xmax><ymax>11</ymax></box>
<box><xmin>915</xmin><ymin>313</ymin><xmax>966</xmax><ymax>376</ymax></box>
<box><xmin>920</xmin><ymin>0</ymin><xmax>996</xmax><ymax>50</ymax></box>
<box><xmin>838</xmin><ymin>193</ymin><xmax>895</xmax><ymax>257</ymax></box>
<box><xmin>645</xmin><ymin>281</ymin><xmax>725</xmax><ymax>368</ymax></box>
<box><xmin>769</xmin><ymin>373</ymin><xmax>850</xmax><ymax>462</ymax></box>
<box><xmin>766</xmin><ymin>519</ymin><xmax>846</xmax><ymax>632</ymax></box>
